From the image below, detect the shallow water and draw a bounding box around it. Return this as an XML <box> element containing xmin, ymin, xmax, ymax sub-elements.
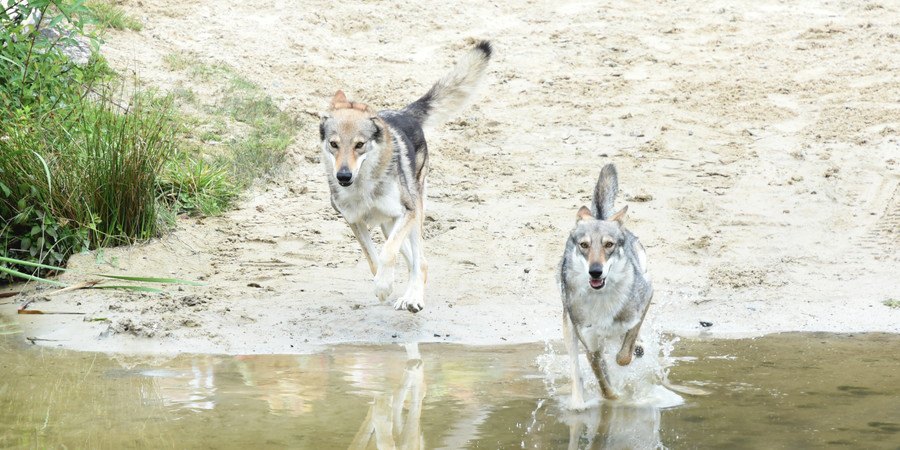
<box><xmin>0</xmin><ymin>315</ymin><xmax>897</xmax><ymax>449</ymax></box>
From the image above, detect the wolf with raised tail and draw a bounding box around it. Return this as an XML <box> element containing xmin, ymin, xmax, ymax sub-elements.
<box><xmin>319</xmin><ymin>41</ymin><xmax>493</xmax><ymax>313</ymax></box>
<box><xmin>559</xmin><ymin>164</ymin><xmax>653</xmax><ymax>405</ymax></box>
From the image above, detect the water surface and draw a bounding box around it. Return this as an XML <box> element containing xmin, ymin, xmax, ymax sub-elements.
<box><xmin>1</xmin><ymin>314</ymin><xmax>897</xmax><ymax>449</ymax></box>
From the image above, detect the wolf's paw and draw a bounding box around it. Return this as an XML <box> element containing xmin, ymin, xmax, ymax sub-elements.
<box><xmin>601</xmin><ymin>390</ymin><xmax>620</xmax><ymax>401</ymax></box>
<box><xmin>393</xmin><ymin>294</ymin><xmax>424</xmax><ymax>313</ymax></box>
<box><xmin>569</xmin><ymin>397</ymin><xmax>599</xmax><ymax>411</ymax></box>
<box><xmin>616</xmin><ymin>352</ymin><xmax>634</xmax><ymax>366</ymax></box>
<box><xmin>373</xmin><ymin>267</ymin><xmax>394</xmax><ymax>302</ymax></box>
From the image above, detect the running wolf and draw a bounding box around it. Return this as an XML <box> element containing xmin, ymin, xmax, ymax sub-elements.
<box><xmin>320</xmin><ymin>41</ymin><xmax>492</xmax><ymax>313</ymax></box>
<box><xmin>559</xmin><ymin>164</ymin><xmax>653</xmax><ymax>403</ymax></box>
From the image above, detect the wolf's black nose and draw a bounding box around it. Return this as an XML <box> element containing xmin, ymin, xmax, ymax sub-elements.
<box><xmin>589</xmin><ymin>265</ymin><xmax>603</xmax><ymax>279</ymax></box>
<box><xmin>336</xmin><ymin>168</ymin><xmax>352</xmax><ymax>185</ymax></box>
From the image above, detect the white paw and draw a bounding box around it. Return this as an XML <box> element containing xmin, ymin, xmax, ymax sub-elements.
<box><xmin>373</xmin><ymin>267</ymin><xmax>394</xmax><ymax>302</ymax></box>
<box><xmin>569</xmin><ymin>397</ymin><xmax>599</xmax><ymax>411</ymax></box>
<box><xmin>393</xmin><ymin>293</ymin><xmax>424</xmax><ymax>313</ymax></box>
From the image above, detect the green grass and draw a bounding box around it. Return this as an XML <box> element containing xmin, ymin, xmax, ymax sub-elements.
<box><xmin>884</xmin><ymin>299</ymin><xmax>900</xmax><ymax>309</ymax></box>
<box><xmin>164</xmin><ymin>53</ymin><xmax>297</xmax><ymax>208</ymax></box>
<box><xmin>217</xmin><ymin>82</ymin><xmax>296</xmax><ymax>186</ymax></box>
<box><xmin>85</xmin><ymin>1</ymin><xmax>142</xmax><ymax>31</ymax></box>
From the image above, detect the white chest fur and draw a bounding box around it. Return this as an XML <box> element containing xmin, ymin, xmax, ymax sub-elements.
<box><xmin>331</xmin><ymin>178</ymin><xmax>404</xmax><ymax>226</ymax></box>
<box><xmin>565</xmin><ymin>248</ymin><xmax>637</xmax><ymax>348</ymax></box>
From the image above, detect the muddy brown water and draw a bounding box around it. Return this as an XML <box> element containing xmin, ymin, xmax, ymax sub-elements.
<box><xmin>1</xmin><ymin>316</ymin><xmax>897</xmax><ymax>449</ymax></box>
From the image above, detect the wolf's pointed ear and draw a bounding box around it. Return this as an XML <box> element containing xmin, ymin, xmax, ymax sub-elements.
<box><xmin>370</xmin><ymin>116</ymin><xmax>383</xmax><ymax>141</ymax></box>
<box><xmin>609</xmin><ymin>205</ymin><xmax>628</xmax><ymax>225</ymax></box>
<box><xmin>330</xmin><ymin>90</ymin><xmax>348</xmax><ymax>109</ymax></box>
<box><xmin>576</xmin><ymin>206</ymin><xmax>593</xmax><ymax>223</ymax></box>
<box><xmin>318</xmin><ymin>114</ymin><xmax>330</xmax><ymax>140</ymax></box>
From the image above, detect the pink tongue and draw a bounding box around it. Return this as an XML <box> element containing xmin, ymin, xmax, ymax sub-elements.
<box><xmin>590</xmin><ymin>279</ymin><xmax>604</xmax><ymax>288</ymax></box>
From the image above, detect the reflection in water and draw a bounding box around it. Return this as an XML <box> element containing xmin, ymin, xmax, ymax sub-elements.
<box><xmin>564</xmin><ymin>403</ymin><xmax>661</xmax><ymax>450</ymax></box>
<box><xmin>143</xmin><ymin>358</ymin><xmax>217</xmax><ymax>411</ymax></box>
<box><xmin>349</xmin><ymin>343</ymin><xmax>426</xmax><ymax>449</ymax></box>
<box><xmin>0</xmin><ymin>328</ymin><xmax>897</xmax><ymax>449</ymax></box>
<box><xmin>232</xmin><ymin>354</ymin><xmax>329</xmax><ymax>416</ymax></box>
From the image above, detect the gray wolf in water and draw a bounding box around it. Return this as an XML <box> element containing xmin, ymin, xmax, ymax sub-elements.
<box><xmin>559</xmin><ymin>164</ymin><xmax>653</xmax><ymax>404</ymax></box>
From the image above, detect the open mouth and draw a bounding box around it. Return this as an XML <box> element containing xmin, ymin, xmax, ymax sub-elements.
<box><xmin>589</xmin><ymin>277</ymin><xmax>606</xmax><ymax>289</ymax></box>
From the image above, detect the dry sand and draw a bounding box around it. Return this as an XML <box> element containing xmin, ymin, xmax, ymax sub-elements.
<box><xmin>8</xmin><ymin>0</ymin><xmax>899</xmax><ymax>354</ymax></box>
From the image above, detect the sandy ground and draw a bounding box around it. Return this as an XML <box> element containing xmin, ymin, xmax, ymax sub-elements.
<box><xmin>6</xmin><ymin>0</ymin><xmax>899</xmax><ymax>354</ymax></box>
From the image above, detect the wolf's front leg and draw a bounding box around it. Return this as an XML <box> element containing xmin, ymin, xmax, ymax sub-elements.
<box><xmin>616</xmin><ymin>293</ymin><xmax>652</xmax><ymax>366</ymax></box>
<box><xmin>374</xmin><ymin>211</ymin><xmax>416</xmax><ymax>304</ymax></box>
<box><xmin>349</xmin><ymin>222</ymin><xmax>379</xmax><ymax>275</ymax></box>
<box><xmin>396</xmin><ymin>226</ymin><xmax>427</xmax><ymax>313</ymax></box>
<box><xmin>563</xmin><ymin>310</ymin><xmax>586</xmax><ymax>409</ymax></box>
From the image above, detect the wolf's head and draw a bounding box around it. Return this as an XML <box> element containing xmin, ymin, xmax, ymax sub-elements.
<box><xmin>569</xmin><ymin>205</ymin><xmax>629</xmax><ymax>290</ymax></box>
<box><xmin>319</xmin><ymin>90</ymin><xmax>385</xmax><ymax>187</ymax></box>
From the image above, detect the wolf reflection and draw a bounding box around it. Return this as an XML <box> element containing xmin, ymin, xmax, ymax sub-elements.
<box><xmin>562</xmin><ymin>403</ymin><xmax>662</xmax><ymax>450</ymax></box>
<box><xmin>349</xmin><ymin>343</ymin><xmax>426</xmax><ymax>449</ymax></box>
<box><xmin>347</xmin><ymin>343</ymin><xmax>664</xmax><ymax>450</ymax></box>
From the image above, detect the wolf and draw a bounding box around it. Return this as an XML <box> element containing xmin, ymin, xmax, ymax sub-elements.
<box><xmin>319</xmin><ymin>41</ymin><xmax>492</xmax><ymax>313</ymax></box>
<box><xmin>559</xmin><ymin>163</ymin><xmax>653</xmax><ymax>404</ymax></box>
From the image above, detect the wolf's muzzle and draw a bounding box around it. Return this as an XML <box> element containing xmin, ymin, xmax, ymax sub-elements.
<box><xmin>336</xmin><ymin>168</ymin><xmax>353</xmax><ymax>186</ymax></box>
<box><xmin>589</xmin><ymin>264</ymin><xmax>605</xmax><ymax>289</ymax></box>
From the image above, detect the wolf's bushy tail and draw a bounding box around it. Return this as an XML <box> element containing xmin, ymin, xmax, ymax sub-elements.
<box><xmin>402</xmin><ymin>40</ymin><xmax>492</xmax><ymax>129</ymax></box>
<box><xmin>592</xmin><ymin>164</ymin><xmax>619</xmax><ymax>220</ymax></box>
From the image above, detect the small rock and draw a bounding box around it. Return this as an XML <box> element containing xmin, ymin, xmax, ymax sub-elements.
<box><xmin>626</xmin><ymin>193</ymin><xmax>654</xmax><ymax>202</ymax></box>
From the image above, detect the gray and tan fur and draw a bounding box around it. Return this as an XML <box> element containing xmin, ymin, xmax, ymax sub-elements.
<box><xmin>559</xmin><ymin>164</ymin><xmax>653</xmax><ymax>404</ymax></box>
<box><xmin>320</xmin><ymin>41</ymin><xmax>492</xmax><ymax>313</ymax></box>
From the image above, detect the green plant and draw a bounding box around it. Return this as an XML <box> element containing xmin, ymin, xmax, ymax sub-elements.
<box><xmin>1</xmin><ymin>2</ymin><xmax>177</xmax><ymax>282</ymax></box>
<box><xmin>0</xmin><ymin>1</ymin><xmax>101</xmax><ymax>119</ymax></box>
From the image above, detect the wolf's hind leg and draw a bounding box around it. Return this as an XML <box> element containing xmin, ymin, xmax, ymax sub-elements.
<box><xmin>374</xmin><ymin>211</ymin><xmax>416</xmax><ymax>303</ymax></box>
<box><xmin>381</xmin><ymin>221</ymin><xmax>413</xmax><ymax>269</ymax></box>
<box><xmin>587</xmin><ymin>348</ymin><xmax>618</xmax><ymax>400</ymax></box>
<box><xmin>396</xmin><ymin>226</ymin><xmax>426</xmax><ymax>313</ymax></box>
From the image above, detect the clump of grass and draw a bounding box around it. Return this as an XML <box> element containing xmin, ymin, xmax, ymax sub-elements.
<box><xmin>883</xmin><ymin>299</ymin><xmax>900</xmax><ymax>309</ymax></box>
<box><xmin>1</xmin><ymin>94</ymin><xmax>179</xmax><ymax>256</ymax></box>
<box><xmin>85</xmin><ymin>1</ymin><xmax>142</xmax><ymax>31</ymax></box>
<box><xmin>163</xmin><ymin>51</ymin><xmax>230</xmax><ymax>80</ymax></box>
<box><xmin>158</xmin><ymin>156</ymin><xmax>236</xmax><ymax>216</ymax></box>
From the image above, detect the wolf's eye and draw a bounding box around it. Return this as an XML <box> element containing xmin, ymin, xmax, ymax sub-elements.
<box><xmin>354</xmin><ymin>142</ymin><xmax>364</xmax><ymax>150</ymax></box>
<box><xmin>579</xmin><ymin>242</ymin><xmax>589</xmax><ymax>249</ymax></box>
<box><xmin>329</xmin><ymin>141</ymin><xmax>338</xmax><ymax>149</ymax></box>
<box><xmin>604</xmin><ymin>241</ymin><xmax>614</xmax><ymax>249</ymax></box>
